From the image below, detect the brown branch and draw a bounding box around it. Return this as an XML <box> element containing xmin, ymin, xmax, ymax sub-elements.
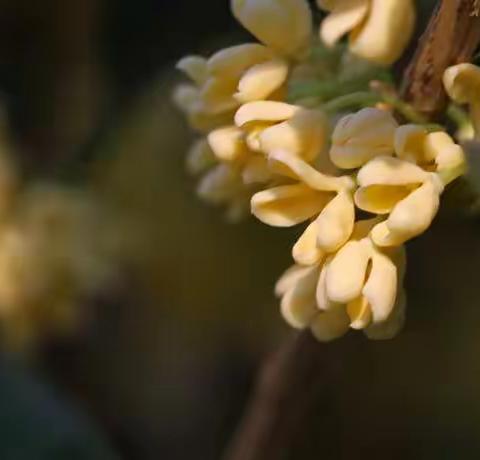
<box><xmin>223</xmin><ymin>3</ymin><xmax>480</xmax><ymax>459</ymax></box>
<box><xmin>222</xmin><ymin>331</ymin><xmax>335</xmax><ymax>460</ymax></box>
<box><xmin>402</xmin><ymin>0</ymin><xmax>480</xmax><ymax>118</ymax></box>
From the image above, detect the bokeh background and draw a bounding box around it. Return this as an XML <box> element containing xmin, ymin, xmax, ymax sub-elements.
<box><xmin>0</xmin><ymin>0</ymin><xmax>479</xmax><ymax>459</ymax></box>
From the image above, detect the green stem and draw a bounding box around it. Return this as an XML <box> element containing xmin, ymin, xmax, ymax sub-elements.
<box><xmin>321</xmin><ymin>92</ymin><xmax>382</xmax><ymax>114</ymax></box>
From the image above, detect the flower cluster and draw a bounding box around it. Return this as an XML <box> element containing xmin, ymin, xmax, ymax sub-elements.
<box><xmin>271</xmin><ymin>107</ymin><xmax>465</xmax><ymax>341</ymax></box>
<box><xmin>173</xmin><ymin>0</ymin><xmax>415</xmax><ymax>221</ymax></box>
<box><xmin>173</xmin><ymin>0</ymin><xmax>471</xmax><ymax>341</ymax></box>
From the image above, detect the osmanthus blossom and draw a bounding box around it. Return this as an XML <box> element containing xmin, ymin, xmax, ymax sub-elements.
<box><xmin>443</xmin><ymin>63</ymin><xmax>480</xmax><ymax>139</ymax></box>
<box><xmin>275</xmin><ymin>218</ymin><xmax>407</xmax><ymax>341</ymax></box>
<box><xmin>354</xmin><ymin>126</ymin><xmax>466</xmax><ymax>247</ymax></box>
<box><xmin>251</xmin><ymin>150</ymin><xmax>355</xmax><ymax>265</ymax></box>
<box><xmin>206</xmin><ymin>101</ymin><xmax>329</xmax><ymax>186</ymax></box>
<box><xmin>317</xmin><ymin>0</ymin><xmax>415</xmax><ymax>66</ymax></box>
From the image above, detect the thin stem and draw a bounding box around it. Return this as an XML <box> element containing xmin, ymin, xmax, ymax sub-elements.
<box><xmin>321</xmin><ymin>92</ymin><xmax>382</xmax><ymax>114</ymax></box>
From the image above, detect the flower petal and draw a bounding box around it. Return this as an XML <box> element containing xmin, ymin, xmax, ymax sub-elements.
<box><xmin>423</xmin><ymin>131</ymin><xmax>466</xmax><ymax>174</ymax></box>
<box><xmin>310</xmin><ymin>306</ymin><xmax>350</xmax><ymax>341</ymax></box>
<box><xmin>260</xmin><ymin>109</ymin><xmax>329</xmax><ymax>162</ymax></box>
<box><xmin>176</xmin><ymin>55</ymin><xmax>208</xmax><ymax>85</ymax></box>
<box><xmin>330</xmin><ymin>108</ymin><xmax>397</xmax><ymax>168</ymax></box>
<box><xmin>357</xmin><ymin>156</ymin><xmax>430</xmax><ymax>187</ymax></box>
<box><xmin>280</xmin><ymin>264</ymin><xmax>320</xmax><ymax>329</ymax></box>
<box><xmin>319</xmin><ymin>0</ymin><xmax>369</xmax><ymax>47</ymax></box>
<box><xmin>251</xmin><ymin>184</ymin><xmax>332</xmax><ymax>227</ymax></box>
<box><xmin>326</xmin><ymin>239</ymin><xmax>371</xmax><ymax>303</ymax></box>
<box><xmin>207</xmin><ymin>43</ymin><xmax>273</xmax><ymax>79</ymax></box>
<box><xmin>269</xmin><ymin>150</ymin><xmax>355</xmax><ymax>192</ymax></box>
<box><xmin>231</xmin><ymin>0</ymin><xmax>313</xmax><ymax>56</ymax></box>
<box><xmin>293</xmin><ymin>220</ymin><xmax>325</xmax><ymax>266</ymax></box>
<box><xmin>394</xmin><ymin>124</ymin><xmax>428</xmax><ymax>163</ymax></box>
<box><xmin>235</xmin><ymin>101</ymin><xmax>301</xmax><ymax>127</ymax></box>
<box><xmin>186</xmin><ymin>138</ymin><xmax>217</xmax><ymax>175</ymax></box>
<box><xmin>275</xmin><ymin>264</ymin><xmax>316</xmax><ymax>297</ymax></box>
<box><xmin>316</xmin><ymin>257</ymin><xmax>334</xmax><ymax>310</ymax></box>
<box><xmin>354</xmin><ymin>184</ymin><xmax>413</xmax><ymax>214</ymax></box>
<box><xmin>316</xmin><ymin>191</ymin><xmax>354</xmax><ymax>252</ymax></box>
<box><xmin>197</xmin><ymin>164</ymin><xmax>243</xmax><ymax>204</ymax></box>
<box><xmin>443</xmin><ymin>63</ymin><xmax>480</xmax><ymax>104</ymax></box>
<box><xmin>371</xmin><ymin>178</ymin><xmax>442</xmax><ymax>246</ymax></box>
<box><xmin>364</xmin><ymin>289</ymin><xmax>406</xmax><ymax>340</ymax></box>
<box><xmin>201</xmin><ymin>77</ymin><xmax>239</xmax><ymax>114</ymax></box>
<box><xmin>349</xmin><ymin>0</ymin><xmax>416</xmax><ymax>66</ymax></box>
<box><xmin>362</xmin><ymin>250</ymin><xmax>397</xmax><ymax>323</ymax></box>
<box><xmin>235</xmin><ymin>58</ymin><xmax>289</xmax><ymax>103</ymax></box>
<box><xmin>346</xmin><ymin>296</ymin><xmax>372</xmax><ymax>330</ymax></box>
<box><xmin>208</xmin><ymin>126</ymin><xmax>248</xmax><ymax>162</ymax></box>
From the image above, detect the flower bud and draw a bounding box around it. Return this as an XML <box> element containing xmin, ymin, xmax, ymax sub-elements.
<box><xmin>330</xmin><ymin>108</ymin><xmax>397</xmax><ymax>169</ymax></box>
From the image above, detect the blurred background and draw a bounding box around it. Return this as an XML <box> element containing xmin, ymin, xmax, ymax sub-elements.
<box><xmin>0</xmin><ymin>0</ymin><xmax>479</xmax><ymax>459</ymax></box>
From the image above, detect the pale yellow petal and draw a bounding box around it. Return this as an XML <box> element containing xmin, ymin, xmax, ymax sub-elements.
<box><xmin>260</xmin><ymin>109</ymin><xmax>329</xmax><ymax>161</ymax></box>
<box><xmin>362</xmin><ymin>250</ymin><xmax>397</xmax><ymax>323</ymax></box>
<box><xmin>172</xmin><ymin>84</ymin><xmax>200</xmax><ymax>113</ymax></box>
<box><xmin>347</xmin><ymin>296</ymin><xmax>372</xmax><ymax>330</ymax></box>
<box><xmin>176</xmin><ymin>55</ymin><xmax>208</xmax><ymax>85</ymax></box>
<box><xmin>354</xmin><ymin>184</ymin><xmax>413</xmax><ymax>214</ymax></box>
<box><xmin>197</xmin><ymin>164</ymin><xmax>242</xmax><ymax>204</ymax></box>
<box><xmin>316</xmin><ymin>191</ymin><xmax>354</xmax><ymax>252</ymax></box>
<box><xmin>320</xmin><ymin>0</ymin><xmax>369</xmax><ymax>47</ymax></box>
<box><xmin>207</xmin><ymin>126</ymin><xmax>247</xmax><ymax>162</ymax></box>
<box><xmin>231</xmin><ymin>0</ymin><xmax>313</xmax><ymax>56</ymax></box>
<box><xmin>235</xmin><ymin>101</ymin><xmax>301</xmax><ymax>127</ymax></box>
<box><xmin>423</xmin><ymin>131</ymin><xmax>466</xmax><ymax>173</ymax></box>
<box><xmin>356</xmin><ymin>156</ymin><xmax>430</xmax><ymax>187</ymax></box>
<box><xmin>330</xmin><ymin>108</ymin><xmax>397</xmax><ymax>168</ymax></box>
<box><xmin>235</xmin><ymin>58</ymin><xmax>289</xmax><ymax>103</ymax></box>
<box><xmin>349</xmin><ymin>0</ymin><xmax>416</xmax><ymax>66</ymax></box>
<box><xmin>364</xmin><ymin>289</ymin><xmax>406</xmax><ymax>340</ymax></box>
<box><xmin>316</xmin><ymin>257</ymin><xmax>335</xmax><ymax>311</ymax></box>
<box><xmin>280</xmin><ymin>265</ymin><xmax>320</xmax><ymax>329</ymax></box>
<box><xmin>275</xmin><ymin>264</ymin><xmax>316</xmax><ymax>297</ymax></box>
<box><xmin>443</xmin><ymin>63</ymin><xmax>480</xmax><ymax>104</ymax></box>
<box><xmin>251</xmin><ymin>184</ymin><xmax>332</xmax><ymax>227</ymax></box>
<box><xmin>269</xmin><ymin>150</ymin><xmax>355</xmax><ymax>192</ymax></box>
<box><xmin>293</xmin><ymin>220</ymin><xmax>325</xmax><ymax>266</ymax></box>
<box><xmin>371</xmin><ymin>178</ymin><xmax>441</xmax><ymax>246</ymax></box>
<box><xmin>310</xmin><ymin>306</ymin><xmax>350</xmax><ymax>341</ymax></box>
<box><xmin>326</xmin><ymin>239</ymin><xmax>371</xmax><ymax>303</ymax></box>
<box><xmin>201</xmin><ymin>77</ymin><xmax>239</xmax><ymax>114</ymax></box>
<box><xmin>394</xmin><ymin>124</ymin><xmax>428</xmax><ymax>163</ymax></box>
<box><xmin>207</xmin><ymin>43</ymin><xmax>273</xmax><ymax>79</ymax></box>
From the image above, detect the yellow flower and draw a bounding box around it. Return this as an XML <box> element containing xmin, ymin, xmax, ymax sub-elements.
<box><xmin>443</xmin><ymin>63</ymin><xmax>480</xmax><ymax>139</ymax></box>
<box><xmin>176</xmin><ymin>44</ymin><xmax>289</xmax><ymax>122</ymax></box>
<box><xmin>318</xmin><ymin>0</ymin><xmax>415</xmax><ymax>66</ymax></box>
<box><xmin>329</xmin><ymin>107</ymin><xmax>398</xmax><ymax>169</ymax></box>
<box><xmin>231</xmin><ymin>0</ymin><xmax>313</xmax><ymax>57</ymax></box>
<box><xmin>235</xmin><ymin>101</ymin><xmax>329</xmax><ymax>162</ymax></box>
<box><xmin>355</xmin><ymin>156</ymin><xmax>444</xmax><ymax>246</ymax></box>
<box><xmin>251</xmin><ymin>151</ymin><xmax>355</xmax><ymax>265</ymax></box>
<box><xmin>275</xmin><ymin>218</ymin><xmax>407</xmax><ymax>341</ymax></box>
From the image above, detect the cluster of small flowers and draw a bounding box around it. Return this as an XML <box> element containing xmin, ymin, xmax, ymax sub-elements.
<box><xmin>0</xmin><ymin>144</ymin><xmax>116</xmax><ymax>350</ymax></box>
<box><xmin>174</xmin><ymin>0</ymin><xmax>471</xmax><ymax>341</ymax></box>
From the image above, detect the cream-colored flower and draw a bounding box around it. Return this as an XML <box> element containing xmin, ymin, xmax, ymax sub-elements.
<box><xmin>275</xmin><ymin>219</ymin><xmax>406</xmax><ymax>341</ymax></box>
<box><xmin>443</xmin><ymin>63</ymin><xmax>480</xmax><ymax>139</ymax></box>
<box><xmin>318</xmin><ymin>0</ymin><xmax>415</xmax><ymax>66</ymax></box>
<box><xmin>251</xmin><ymin>150</ymin><xmax>355</xmax><ymax>265</ymax></box>
<box><xmin>395</xmin><ymin>126</ymin><xmax>466</xmax><ymax>183</ymax></box>
<box><xmin>176</xmin><ymin>44</ymin><xmax>289</xmax><ymax>123</ymax></box>
<box><xmin>329</xmin><ymin>107</ymin><xmax>398</xmax><ymax>169</ymax></box>
<box><xmin>355</xmin><ymin>156</ymin><xmax>444</xmax><ymax>246</ymax></box>
<box><xmin>231</xmin><ymin>0</ymin><xmax>313</xmax><ymax>57</ymax></box>
<box><xmin>235</xmin><ymin>101</ymin><xmax>329</xmax><ymax>162</ymax></box>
